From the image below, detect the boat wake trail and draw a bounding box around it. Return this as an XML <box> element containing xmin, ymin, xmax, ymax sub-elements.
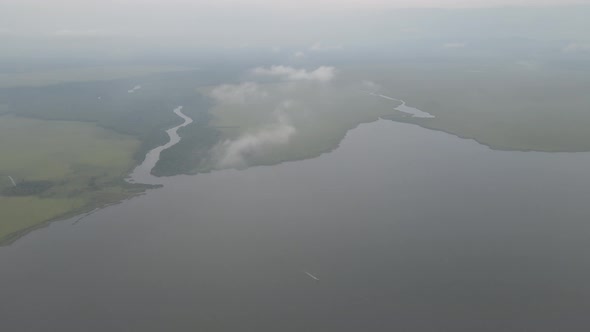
<box><xmin>305</xmin><ymin>271</ymin><xmax>320</xmax><ymax>281</ymax></box>
<box><xmin>7</xmin><ymin>176</ymin><xmax>16</xmax><ymax>187</ymax></box>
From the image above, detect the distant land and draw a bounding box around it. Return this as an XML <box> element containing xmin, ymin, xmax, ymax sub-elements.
<box><xmin>2</xmin><ymin>60</ymin><xmax>590</xmax><ymax>243</ymax></box>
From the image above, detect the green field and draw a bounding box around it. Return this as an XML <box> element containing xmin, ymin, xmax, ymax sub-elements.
<box><xmin>343</xmin><ymin>63</ymin><xmax>590</xmax><ymax>152</ymax></box>
<box><xmin>0</xmin><ymin>67</ymin><xmax>229</xmax><ymax>242</ymax></box>
<box><xmin>0</xmin><ymin>115</ymin><xmax>144</xmax><ymax>243</ymax></box>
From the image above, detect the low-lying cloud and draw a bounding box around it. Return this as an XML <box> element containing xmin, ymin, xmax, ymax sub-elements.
<box><xmin>252</xmin><ymin>65</ymin><xmax>336</xmax><ymax>82</ymax></box>
<box><xmin>214</xmin><ymin>102</ymin><xmax>297</xmax><ymax>169</ymax></box>
<box><xmin>209</xmin><ymin>82</ymin><xmax>268</xmax><ymax>104</ymax></box>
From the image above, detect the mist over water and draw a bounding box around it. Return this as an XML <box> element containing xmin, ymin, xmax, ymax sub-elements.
<box><xmin>2</xmin><ymin>120</ymin><xmax>590</xmax><ymax>331</ymax></box>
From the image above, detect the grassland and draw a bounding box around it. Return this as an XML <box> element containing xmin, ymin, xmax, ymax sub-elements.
<box><xmin>0</xmin><ymin>68</ymin><xmax>229</xmax><ymax>242</ymax></box>
<box><xmin>0</xmin><ymin>115</ymin><xmax>146</xmax><ymax>243</ymax></box>
<box><xmin>0</xmin><ymin>69</ymin><xmax>231</xmax><ymax>165</ymax></box>
<box><xmin>343</xmin><ymin>62</ymin><xmax>590</xmax><ymax>152</ymax></box>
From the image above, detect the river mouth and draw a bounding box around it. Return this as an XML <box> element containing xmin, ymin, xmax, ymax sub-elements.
<box><xmin>127</xmin><ymin>106</ymin><xmax>193</xmax><ymax>184</ymax></box>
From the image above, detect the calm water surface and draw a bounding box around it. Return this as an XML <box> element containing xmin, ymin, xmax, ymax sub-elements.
<box><xmin>2</xmin><ymin>120</ymin><xmax>590</xmax><ymax>331</ymax></box>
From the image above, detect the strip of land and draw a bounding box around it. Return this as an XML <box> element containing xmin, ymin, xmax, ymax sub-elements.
<box><xmin>0</xmin><ymin>115</ymin><xmax>149</xmax><ymax>244</ymax></box>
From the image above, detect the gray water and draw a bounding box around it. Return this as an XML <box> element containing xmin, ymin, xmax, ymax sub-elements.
<box><xmin>2</xmin><ymin>120</ymin><xmax>590</xmax><ymax>331</ymax></box>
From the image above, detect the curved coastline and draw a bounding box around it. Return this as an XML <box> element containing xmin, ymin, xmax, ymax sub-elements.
<box><xmin>0</xmin><ymin>106</ymin><xmax>193</xmax><ymax>245</ymax></box>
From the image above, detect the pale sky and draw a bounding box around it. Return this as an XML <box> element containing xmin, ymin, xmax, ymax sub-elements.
<box><xmin>153</xmin><ymin>0</ymin><xmax>588</xmax><ymax>8</ymax></box>
<box><xmin>15</xmin><ymin>0</ymin><xmax>590</xmax><ymax>6</ymax></box>
<box><xmin>1</xmin><ymin>0</ymin><xmax>589</xmax><ymax>60</ymax></box>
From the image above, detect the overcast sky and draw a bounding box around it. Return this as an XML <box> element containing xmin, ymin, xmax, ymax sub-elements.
<box><xmin>3</xmin><ymin>0</ymin><xmax>589</xmax><ymax>8</ymax></box>
<box><xmin>1</xmin><ymin>0</ymin><xmax>589</xmax><ymax>61</ymax></box>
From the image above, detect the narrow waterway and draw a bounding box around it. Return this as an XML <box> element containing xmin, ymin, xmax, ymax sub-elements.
<box><xmin>127</xmin><ymin>106</ymin><xmax>193</xmax><ymax>184</ymax></box>
<box><xmin>370</xmin><ymin>92</ymin><xmax>435</xmax><ymax>118</ymax></box>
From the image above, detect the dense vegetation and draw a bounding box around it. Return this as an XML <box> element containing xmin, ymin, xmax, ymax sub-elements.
<box><xmin>0</xmin><ymin>115</ymin><xmax>145</xmax><ymax>243</ymax></box>
<box><xmin>2</xmin><ymin>180</ymin><xmax>54</xmax><ymax>196</ymax></box>
<box><xmin>0</xmin><ymin>70</ymin><xmax>220</xmax><ymax>161</ymax></box>
<box><xmin>0</xmin><ymin>68</ymin><xmax>234</xmax><ymax>243</ymax></box>
<box><xmin>152</xmin><ymin>120</ymin><xmax>221</xmax><ymax>176</ymax></box>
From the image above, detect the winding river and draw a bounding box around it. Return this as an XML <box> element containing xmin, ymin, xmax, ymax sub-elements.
<box><xmin>127</xmin><ymin>106</ymin><xmax>193</xmax><ymax>184</ymax></box>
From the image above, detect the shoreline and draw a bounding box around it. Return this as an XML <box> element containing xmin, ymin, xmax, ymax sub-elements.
<box><xmin>1</xmin><ymin>106</ymin><xmax>193</xmax><ymax>246</ymax></box>
<box><xmin>4</xmin><ymin>105</ymin><xmax>588</xmax><ymax>246</ymax></box>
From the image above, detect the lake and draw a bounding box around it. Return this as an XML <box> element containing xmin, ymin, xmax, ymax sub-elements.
<box><xmin>1</xmin><ymin>119</ymin><xmax>590</xmax><ymax>331</ymax></box>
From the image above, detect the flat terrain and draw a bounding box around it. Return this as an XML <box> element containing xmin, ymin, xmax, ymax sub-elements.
<box><xmin>0</xmin><ymin>115</ymin><xmax>142</xmax><ymax>242</ymax></box>
<box><xmin>344</xmin><ymin>62</ymin><xmax>590</xmax><ymax>152</ymax></box>
<box><xmin>2</xmin><ymin>61</ymin><xmax>590</xmax><ymax>243</ymax></box>
<box><xmin>0</xmin><ymin>67</ymin><xmax>228</xmax><ymax>242</ymax></box>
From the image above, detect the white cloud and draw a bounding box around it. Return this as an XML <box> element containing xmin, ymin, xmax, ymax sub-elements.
<box><xmin>209</xmin><ymin>82</ymin><xmax>268</xmax><ymax>104</ymax></box>
<box><xmin>214</xmin><ymin>102</ymin><xmax>297</xmax><ymax>168</ymax></box>
<box><xmin>252</xmin><ymin>65</ymin><xmax>336</xmax><ymax>82</ymax></box>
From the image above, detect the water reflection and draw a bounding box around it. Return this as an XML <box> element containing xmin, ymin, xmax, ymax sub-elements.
<box><xmin>2</xmin><ymin>120</ymin><xmax>590</xmax><ymax>331</ymax></box>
